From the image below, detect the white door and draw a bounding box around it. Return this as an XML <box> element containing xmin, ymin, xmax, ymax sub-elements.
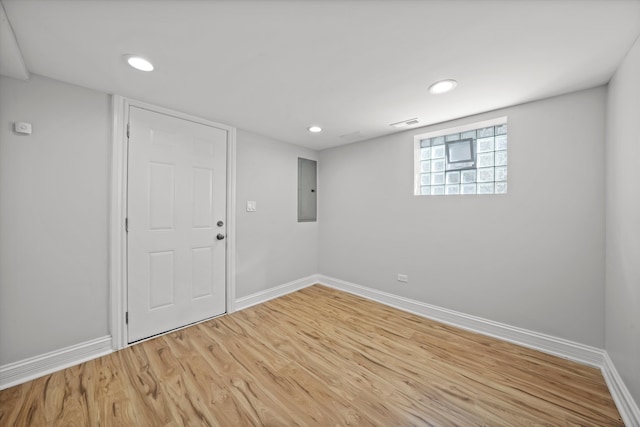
<box><xmin>127</xmin><ymin>106</ymin><xmax>227</xmax><ymax>343</ymax></box>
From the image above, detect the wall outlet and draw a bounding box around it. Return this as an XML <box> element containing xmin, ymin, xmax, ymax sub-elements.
<box><xmin>397</xmin><ymin>274</ymin><xmax>408</xmax><ymax>283</ymax></box>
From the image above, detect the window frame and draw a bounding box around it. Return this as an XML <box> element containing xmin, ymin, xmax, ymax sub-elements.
<box><xmin>413</xmin><ymin>116</ymin><xmax>507</xmax><ymax>196</ymax></box>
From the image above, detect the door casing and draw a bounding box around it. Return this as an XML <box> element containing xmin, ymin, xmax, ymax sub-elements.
<box><xmin>109</xmin><ymin>95</ymin><xmax>237</xmax><ymax>350</ymax></box>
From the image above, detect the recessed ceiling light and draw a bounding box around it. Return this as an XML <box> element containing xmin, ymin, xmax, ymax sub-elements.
<box><xmin>308</xmin><ymin>126</ymin><xmax>322</xmax><ymax>133</ymax></box>
<box><xmin>125</xmin><ymin>55</ymin><xmax>154</xmax><ymax>72</ymax></box>
<box><xmin>429</xmin><ymin>79</ymin><xmax>457</xmax><ymax>94</ymax></box>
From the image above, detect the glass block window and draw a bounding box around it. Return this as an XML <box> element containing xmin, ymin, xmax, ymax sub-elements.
<box><xmin>414</xmin><ymin>117</ymin><xmax>507</xmax><ymax>196</ymax></box>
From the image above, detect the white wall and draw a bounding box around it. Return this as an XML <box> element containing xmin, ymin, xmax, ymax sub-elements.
<box><xmin>0</xmin><ymin>75</ymin><xmax>320</xmax><ymax>366</ymax></box>
<box><xmin>606</xmin><ymin>35</ymin><xmax>640</xmax><ymax>404</ymax></box>
<box><xmin>235</xmin><ymin>130</ymin><xmax>318</xmax><ymax>298</ymax></box>
<box><xmin>0</xmin><ymin>75</ymin><xmax>111</xmax><ymax>364</ymax></box>
<box><xmin>3</xmin><ymin>65</ymin><xmax>633</xmax><ymax>403</ymax></box>
<box><xmin>319</xmin><ymin>87</ymin><xmax>606</xmax><ymax>347</ymax></box>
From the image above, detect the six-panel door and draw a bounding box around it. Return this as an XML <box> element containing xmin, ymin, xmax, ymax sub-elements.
<box><xmin>127</xmin><ymin>106</ymin><xmax>227</xmax><ymax>342</ymax></box>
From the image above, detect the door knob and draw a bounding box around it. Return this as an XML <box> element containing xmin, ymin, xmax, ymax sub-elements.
<box><xmin>216</xmin><ymin>233</ymin><xmax>225</xmax><ymax>240</ymax></box>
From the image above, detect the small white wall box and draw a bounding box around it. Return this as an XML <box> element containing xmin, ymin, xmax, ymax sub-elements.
<box><xmin>14</xmin><ymin>122</ymin><xmax>32</xmax><ymax>135</ymax></box>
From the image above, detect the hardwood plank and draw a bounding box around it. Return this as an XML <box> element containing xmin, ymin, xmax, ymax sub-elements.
<box><xmin>0</xmin><ymin>285</ymin><xmax>623</xmax><ymax>426</ymax></box>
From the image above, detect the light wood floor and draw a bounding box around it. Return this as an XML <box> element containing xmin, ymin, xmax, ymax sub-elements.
<box><xmin>0</xmin><ymin>285</ymin><xmax>622</xmax><ymax>426</ymax></box>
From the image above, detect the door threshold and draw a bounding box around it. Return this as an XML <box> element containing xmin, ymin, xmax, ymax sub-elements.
<box><xmin>127</xmin><ymin>312</ymin><xmax>228</xmax><ymax>346</ymax></box>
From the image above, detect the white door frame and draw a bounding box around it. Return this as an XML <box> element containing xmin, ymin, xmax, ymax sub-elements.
<box><xmin>109</xmin><ymin>95</ymin><xmax>237</xmax><ymax>350</ymax></box>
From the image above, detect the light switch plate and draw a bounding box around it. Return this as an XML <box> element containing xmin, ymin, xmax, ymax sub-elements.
<box><xmin>246</xmin><ymin>201</ymin><xmax>257</xmax><ymax>212</ymax></box>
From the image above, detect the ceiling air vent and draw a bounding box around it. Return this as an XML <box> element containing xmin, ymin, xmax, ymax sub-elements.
<box><xmin>390</xmin><ymin>118</ymin><xmax>419</xmax><ymax>128</ymax></box>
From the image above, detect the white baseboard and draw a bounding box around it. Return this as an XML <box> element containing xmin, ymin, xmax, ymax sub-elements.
<box><xmin>317</xmin><ymin>276</ymin><xmax>640</xmax><ymax>422</ymax></box>
<box><xmin>2</xmin><ymin>276</ymin><xmax>634</xmax><ymax>423</ymax></box>
<box><xmin>234</xmin><ymin>274</ymin><xmax>319</xmax><ymax>311</ymax></box>
<box><xmin>239</xmin><ymin>275</ymin><xmax>639</xmax><ymax>424</ymax></box>
<box><xmin>317</xmin><ymin>275</ymin><xmax>605</xmax><ymax>368</ymax></box>
<box><xmin>233</xmin><ymin>274</ymin><xmax>640</xmax><ymax>424</ymax></box>
<box><xmin>602</xmin><ymin>352</ymin><xmax>640</xmax><ymax>426</ymax></box>
<box><xmin>0</xmin><ymin>336</ymin><xmax>113</xmax><ymax>390</ymax></box>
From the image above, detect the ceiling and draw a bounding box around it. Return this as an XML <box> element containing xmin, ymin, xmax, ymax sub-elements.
<box><xmin>2</xmin><ymin>0</ymin><xmax>639</xmax><ymax>150</ymax></box>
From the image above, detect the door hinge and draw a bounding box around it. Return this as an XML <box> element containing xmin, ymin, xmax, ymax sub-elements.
<box><xmin>125</xmin><ymin>312</ymin><xmax>129</xmax><ymax>324</ymax></box>
<box><xmin>125</xmin><ymin>217</ymin><xmax>128</xmax><ymax>233</ymax></box>
<box><xmin>126</xmin><ymin>123</ymin><xmax>130</xmax><ymax>139</ymax></box>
